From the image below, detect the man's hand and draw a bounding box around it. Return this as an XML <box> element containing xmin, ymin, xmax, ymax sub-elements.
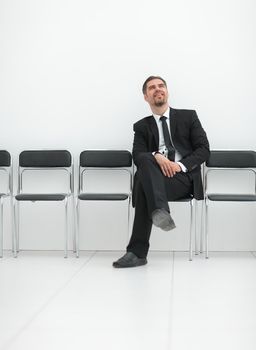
<box><xmin>154</xmin><ymin>153</ymin><xmax>182</xmax><ymax>177</ymax></box>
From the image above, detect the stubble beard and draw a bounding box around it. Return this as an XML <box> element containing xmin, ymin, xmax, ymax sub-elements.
<box><xmin>154</xmin><ymin>100</ymin><xmax>166</xmax><ymax>107</ymax></box>
<box><xmin>154</xmin><ymin>96</ymin><xmax>167</xmax><ymax>107</ymax></box>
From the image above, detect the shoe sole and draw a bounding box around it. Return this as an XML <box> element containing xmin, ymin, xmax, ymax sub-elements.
<box><xmin>113</xmin><ymin>260</ymin><xmax>147</xmax><ymax>268</ymax></box>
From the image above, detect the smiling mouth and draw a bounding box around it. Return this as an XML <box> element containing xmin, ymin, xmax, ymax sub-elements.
<box><xmin>154</xmin><ymin>93</ymin><xmax>164</xmax><ymax>98</ymax></box>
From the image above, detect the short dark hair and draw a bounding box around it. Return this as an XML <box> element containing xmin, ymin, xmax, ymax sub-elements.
<box><xmin>142</xmin><ymin>76</ymin><xmax>167</xmax><ymax>94</ymax></box>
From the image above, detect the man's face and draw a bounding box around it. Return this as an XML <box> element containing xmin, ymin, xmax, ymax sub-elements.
<box><xmin>144</xmin><ymin>78</ymin><xmax>169</xmax><ymax>108</ymax></box>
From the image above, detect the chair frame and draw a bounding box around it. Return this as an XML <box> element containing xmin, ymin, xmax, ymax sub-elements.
<box><xmin>13</xmin><ymin>151</ymin><xmax>74</xmax><ymax>258</ymax></box>
<box><xmin>0</xmin><ymin>151</ymin><xmax>13</xmax><ymax>258</ymax></box>
<box><xmin>75</xmin><ymin>151</ymin><xmax>133</xmax><ymax>258</ymax></box>
<box><xmin>204</xmin><ymin>153</ymin><xmax>256</xmax><ymax>259</ymax></box>
<box><xmin>169</xmin><ymin>196</ymin><xmax>197</xmax><ymax>261</ymax></box>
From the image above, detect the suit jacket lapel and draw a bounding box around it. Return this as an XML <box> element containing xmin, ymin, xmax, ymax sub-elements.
<box><xmin>169</xmin><ymin>107</ymin><xmax>177</xmax><ymax>139</ymax></box>
<box><xmin>148</xmin><ymin>116</ymin><xmax>159</xmax><ymax>148</ymax></box>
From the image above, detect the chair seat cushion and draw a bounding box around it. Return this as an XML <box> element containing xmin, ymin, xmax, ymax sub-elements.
<box><xmin>170</xmin><ymin>196</ymin><xmax>193</xmax><ymax>202</ymax></box>
<box><xmin>207</xmin><ymin>194</ymin><xmax>256</xmax><ymax>201</ymax></box>
<box><xmin>15</xmin><ymin>194</ymin><xmax>67</xmax><ymax>201</ymax></box>
<box><xmin>78</xmin><ymin>193</ymin><xmax>129</xmax><ymax>201</ymax></box>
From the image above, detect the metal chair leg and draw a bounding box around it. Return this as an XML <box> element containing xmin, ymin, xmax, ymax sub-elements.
<box><xmin>189</xmin><ymin>199</ymin><xmax>194</xmax><ymax>261</ymax></box>
<box><xmin>194</xmin><ymin>200</ymin><xmax>199</xmax><ymax>255</ymax></box>
<box><xmin>200</xmin><ymin>162</ymin><xmax>206</xmax><ymax>254</ymax></box>
<box><xmin>76</xmin><ymin>199</ymin><xmax>80</xmax><ymax>258</ymax></box>
<box><xmin>200</xmin><ymin>200</ymin><xmax>204</xmax><ymax>253</ymax></box>
<box><xmin>72</xmin><ymin>195</ymin><xmax>76</xmax><ymax>253</ymax></box>
<box><xmin>0</xmin><ymin>197</ymin><xmax>3</xmax><ymax>258</ymax></box>
<box><xmin>205</xmin><ymin>198</ymin><xmax>209</xmax><ymax>259</ymax></box>
<box><xmin>64</xmin><ymin>197</ymin><xmax>68</xmax><ymax>258</ymax></box>
<box><xmin>16</xmin><ymin>201</ymin><xmax>20</xmax><ymax>253</ymax></box>
<box><xmin>13</xmin><ymin>199</ymin><xmax>17</xmax><ymax>258</ymax></box>
<box><xmin>10</xmin><ymin>196</ymin><xmax>14</xmax><ymax>254</ymax></box>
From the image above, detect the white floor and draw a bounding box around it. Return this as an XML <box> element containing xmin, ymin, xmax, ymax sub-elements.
<box><xmin>1</xmin><ymin>250</ymin><xmax>256</xmax><ymax>350</ymax></box>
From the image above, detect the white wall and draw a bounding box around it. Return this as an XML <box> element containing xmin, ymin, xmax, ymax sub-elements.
<box><xmin>1</xmin><ymin>0</ymin><xmax>256</xmax><ymax>252</ymax></box>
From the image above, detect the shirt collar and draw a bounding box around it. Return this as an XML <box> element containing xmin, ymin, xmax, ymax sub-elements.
<box><xmin>153</xmin><ymin>107</ymin><xmax>170</xmax><ymax>122</ymax></box>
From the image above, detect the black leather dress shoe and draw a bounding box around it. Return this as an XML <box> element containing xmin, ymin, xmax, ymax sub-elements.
<box><xmin>113</xmin><ymin>252</ymin><xmax>147</xmax><ymax>268</ymax></box>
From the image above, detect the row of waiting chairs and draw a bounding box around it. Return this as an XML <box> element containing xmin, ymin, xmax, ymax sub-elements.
<box><xmin>0</xmin><ymin>149</ymin><xmax>256</xmax><ymax>260</ymax></box>
<box><xmin>0</xmin><ymin>150</ymin><xmax>133</xmax><ymax>259</ymax></box>
<box><xmin>0</xmin><ymin>150</ymin><xmax>199</xmax><ymax>261</ymax></box>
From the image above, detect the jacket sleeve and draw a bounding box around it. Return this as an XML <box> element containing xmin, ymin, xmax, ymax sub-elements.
<box><xmin>180</xmin><ymin>111</ymin><xmax>210</xmax><ymax>171</ymax></box>
<box><xmin>132</xmin><ymin>121</ymin><xmax>155</xmax><ymax>167</ymax></box>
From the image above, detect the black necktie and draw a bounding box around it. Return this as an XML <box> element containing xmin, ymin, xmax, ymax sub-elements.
<box><xmin>160</xmin><ymin>116</ymin><xmax>175</xmax><ymax>161</ymax></box>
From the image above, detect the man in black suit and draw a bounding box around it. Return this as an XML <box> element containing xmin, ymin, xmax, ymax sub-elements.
<box><xmin>113</xmin><ymin>76</ymin><xmax>209</xmax><ymax>268</ymax></box>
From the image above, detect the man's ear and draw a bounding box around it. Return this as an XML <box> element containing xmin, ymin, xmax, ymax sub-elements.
<box><xmin>144</xmin><ymin>94</ymin><xmax>148</xmax><ymax>102</ymax></box>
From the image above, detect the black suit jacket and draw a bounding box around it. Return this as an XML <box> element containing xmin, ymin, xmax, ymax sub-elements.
<box><xmin>132</xmin><ymin>107</ymin><xmax>210</xmax><ymax>202</ymax></box>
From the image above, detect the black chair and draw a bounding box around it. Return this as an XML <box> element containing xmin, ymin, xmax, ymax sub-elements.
<box><xmin>13</xmin><ymin>150</ymin><xmax>73</xmax><ymax>258</ymax></box>
<box><xmin>204</xmin><ymin>150</ymin><xmax>256</xmax><ymax>258</ymax></box>
<box><xmin>75</xmin><ymin>150</ymin><xmax>133</xmax><ymax>257</ymax></box>
<box><xmin>0</xmin><ymin>151</ymin><xmax>12</xmax><ymax>258</ymax></box>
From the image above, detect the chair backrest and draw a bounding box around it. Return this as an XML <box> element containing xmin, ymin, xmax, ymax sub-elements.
<box><xmin>18</xmin><ymin>150</ymin><xmax>73</xmax><ymax>194</ymax></box>
<box><xmin>19</xmin><ymin>150</ymin><xmax>71</xmax><ymax>168</ymax></box>
<box><xmin>0</xmin><ymin>150</ymin><xmax>11</xmax><ymax>167</ymax></box>
<box><xmin>80</xmin><ymin>150</ymin><xmax>132</xmax><ymax>168</ymax></box>
<box><xmin>206</xmin><ymin>150</ymin><xmax>256</xmax><ymax>168</ymax></box>
<box><xmin>79</xmin><ymin>150</ymin><xmax>133</xmax><ymax>193</ymax></box>
<box><xmin>0</xmin><ymin>150</ymin><xmax>12</xmax><ymax>194</ymax></box>
<box><xmin>205</xmin><ymin>150</ymin><xmax>256</xmax><ymax>195</ymax></box>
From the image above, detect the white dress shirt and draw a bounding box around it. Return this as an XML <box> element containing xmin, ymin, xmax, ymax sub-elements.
<box><xmin>153</xmin><ymin>108</ymin><xmax>187</xmax><ymax>172</ymax></box>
